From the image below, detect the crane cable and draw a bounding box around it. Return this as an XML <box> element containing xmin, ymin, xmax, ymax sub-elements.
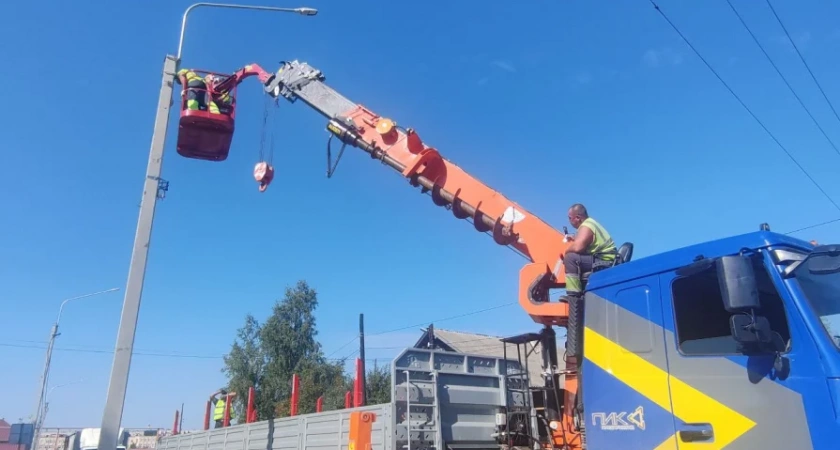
<box><xmin>254</xmin><ymin>95</ymin><xmax>278</xmax><ymax>192</ymax></box>
<box><xmin>647</xmin><ymin>0</ymin><xmax>840</xmax><ymax>214</ymax></box>
<box><xmin>259</xmin><ymin>95</ymin><xmax>277</xmax><ymax>166</ymax></box>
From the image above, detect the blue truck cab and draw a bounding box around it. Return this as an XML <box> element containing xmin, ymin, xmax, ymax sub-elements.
<box><xmin>579</xmin><ymin>230</ymin><xmax>838</xmax><ymax>449</ymax></box>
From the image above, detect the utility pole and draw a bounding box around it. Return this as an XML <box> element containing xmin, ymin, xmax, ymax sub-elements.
<box><xmin>96</xmin><ymin>54</ymin><xmax>177</xmax><ymax>450</ymax></box>
<box><xmin>95</xmin><ymin>6</ymin><xmax>317</xmax><ymax>450</ymax></box>
<box><xmin>427</xmin><ymin>323</ymin><xmax>435</xmax><ymax>348</ymax></box>
<box><xmin>359</xmin><ymin>313</ymin><xmax>366</xmax><ymax>406</ymax></box>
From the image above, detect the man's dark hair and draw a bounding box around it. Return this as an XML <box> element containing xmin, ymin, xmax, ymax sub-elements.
<box><xmin>569</xmin><ymin>203</ymin><xmax>588</xmax><ymax>217</ymax></box>
<box><xmin>220</xmin><ymin>388</ymin><xmax>228</xmax><ymax>395</ymax></box>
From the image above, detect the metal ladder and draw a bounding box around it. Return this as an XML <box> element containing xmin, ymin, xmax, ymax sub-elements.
<box><xmin>400</xmin><ymin>369</ymin><xmax>440</xmax><ymax>450</ymax></box>
<box><xmin>501</xmin><ymin>339</ymin><xmax>541</xmax><ymax>450</ymax></box>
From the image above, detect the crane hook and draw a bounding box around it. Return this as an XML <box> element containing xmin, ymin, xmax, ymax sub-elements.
<box><xmin>254</xmin><ymin>161</ymin><xmax>275</xmax><ymax>192</ymax></box>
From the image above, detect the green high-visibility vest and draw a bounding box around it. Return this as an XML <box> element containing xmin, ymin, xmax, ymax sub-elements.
<box><xmin>581</xmin><ymin>217</ymin><xmax>616</xmax><ymax>260</ymax></box>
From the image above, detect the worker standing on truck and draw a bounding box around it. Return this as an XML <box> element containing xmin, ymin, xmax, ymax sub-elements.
<box><xmin>176</xmin><ymin>68</ymin><xmax>220</xmax><ymax>114</ymax></box>
<box><xmin>563</xmin><ymin>203</ymin><xmax>616</xmax><ymax>299</ymax></box>
<box><xmin>210</xmin><ymin>388</ymin><xmax>235</xmax><ymax>428</ymax></box>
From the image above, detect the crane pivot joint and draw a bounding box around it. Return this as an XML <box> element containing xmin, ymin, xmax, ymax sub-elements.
<box><xmin>264</xmin><ymin>60</ymin><xmax>324</xmax><ymax>101</ymax></box>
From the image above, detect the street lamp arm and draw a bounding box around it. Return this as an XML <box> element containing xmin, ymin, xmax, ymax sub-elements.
<box><xmin>177</xmin><ymin>3</ymin><xmax>318</xmax><ymax>59</ymax></box>
<box><xmin>47</xmin><ymin>379</ymin><xmax>85</xmax><ymax>399</ymax></box>
<box><xmin>56</xmin><ymin>287</ymin><xmax>121</xmax><ymax>324</ymax></box>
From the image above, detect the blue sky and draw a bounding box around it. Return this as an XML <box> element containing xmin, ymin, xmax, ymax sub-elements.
<box><xmin>3</xmin><ymin>0</ymin><xmax>840</xmax><ymax>430</ymax></box>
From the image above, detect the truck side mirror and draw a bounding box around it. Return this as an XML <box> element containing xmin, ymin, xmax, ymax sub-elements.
<box><xmin>716</xmin><ymin>255</ymin><xmax>760</xmax><ymax>312</ymax></box>
<box><xmin>729</xmin><ymin>314</ymin><xmax>772</xmax><ymax>344</ymax></box>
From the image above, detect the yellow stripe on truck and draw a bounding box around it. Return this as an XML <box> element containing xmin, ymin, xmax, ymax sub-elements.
<box><xmin>583</xmin><ymin>327</ymin><xmax>756</xmax><ymax>449</ymax></box>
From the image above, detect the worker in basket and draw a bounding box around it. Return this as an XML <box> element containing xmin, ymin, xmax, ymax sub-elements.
<box><xmin>204</xmin><ymin>74</ymin><xmax>235</xmax><ymax>115</ymax></box>
<box><xmin>210</xmin><ymin>388</ymin><xmax>236</xmax><ymax>428</ymax></box>
<box><xmin>176</xmin><ymin>68</ymin><xmax>220</xmax><ymax>114</ymax></box>
<box><xmin>562</xmin><ymin>203</ymin><xmax>617</xmax><ymax>301</ymax></box>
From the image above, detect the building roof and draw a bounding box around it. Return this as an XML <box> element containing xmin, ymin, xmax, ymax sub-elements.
<box><xmin>0</xmin><ymin>419</ymin><xmax>10</xmax><ymax>443</ymax></box>
<box><xmin>413</xmin><ymin>326</ymin><xmax>564</xmax><ymax>387</ymax></box>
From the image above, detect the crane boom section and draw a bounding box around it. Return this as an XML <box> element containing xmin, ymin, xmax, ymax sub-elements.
<box><xmin>212</xmin><ymin>63</ymin><xmax>274</xmax><ymax>95</ymax></box>
<box><xmin>260</xmin><ymin>60</ymin><xmax>571</xmax><ymax>325</ymax></box>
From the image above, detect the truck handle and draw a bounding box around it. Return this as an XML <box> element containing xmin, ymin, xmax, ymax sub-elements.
<box><xmin>679</xmin><ymin>423</ymin><xmax>714</xmax><ymax>442</ymax></box>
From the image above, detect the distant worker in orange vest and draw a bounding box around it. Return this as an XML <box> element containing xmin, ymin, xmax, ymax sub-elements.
<box><xmin>176</xmin><ymin>68</ymin><xmax>220</xmax><ymax>114</ymax></box>
<box><xmin>563</xmin><ymin>203</ymin><xmax>617</xmax><ymax>300</ymax></box>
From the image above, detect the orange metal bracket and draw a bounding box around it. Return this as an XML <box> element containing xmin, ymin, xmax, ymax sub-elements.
<box><xmin>348</xmin><ymin>411</ymin><xmax>377</xmax><ymax>450</ymax></box>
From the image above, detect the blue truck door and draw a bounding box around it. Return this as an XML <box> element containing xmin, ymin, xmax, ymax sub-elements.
<box><xmin>659</xmin><ymin>255</ymin><xmax>816</xmax><ymax>449</ymax></box>
<box><xmin>581</xmin><ymin>274</ymin><xmax>678</xmax><ymax>449</ymax></box>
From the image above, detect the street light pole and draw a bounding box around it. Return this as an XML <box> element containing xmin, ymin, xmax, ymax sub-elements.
<box><xmin>31</xmin><ymin>288</ymin><xmax>119</xmax><ymax>450</ymax></box>
<box><xmin>96</xmin><ymin>5</ymin><xmax>317</xmax><ymax>450</ymax></box>
<box><xmin>41</xmin><ymin>380</ymin><xmax>85</xmax><ymax>431</ymax></box>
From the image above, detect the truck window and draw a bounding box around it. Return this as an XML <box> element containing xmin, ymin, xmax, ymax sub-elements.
<box><xmin>793</xmin><ymin>254</ymin><xmax>840</xmax><ymax>347</ymax></box>
<box><xmin>672</xmin><ymin>256</ymin><xmax>791</xmax><ymax>355</ymax></box>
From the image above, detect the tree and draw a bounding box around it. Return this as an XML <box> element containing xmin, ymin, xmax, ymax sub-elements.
<box><xmin>320</xmin><ymin>359</ymin><xmax>392</xmax><ymax>409</ymax></box>
<box><xmin>221</xmin><ymin>314</ymin><xmax>265</xmax><ymax>420</ymax></box>
<box><xmin>259</xmin><ymin>280</ymin><xmax>324</xmax><ymax>418</ymax></box>
<box><xmin>291</xmin><ymin>358</ymin><xmax>347</xmax><ymax>414</ymax></box>
<box><xmin>365</xmin><ymin>362</ymin><xmax>391</xmax><ymax>405</ymax></box>
<box><xmin>223</xmin><ymin>280</ymin><xmax>398</xmax><ymax>421</ymax></box>
<box><xmin>223</xmin><ymin>280</ymin><xmax>350</xmax><ymax>420</ymax></box>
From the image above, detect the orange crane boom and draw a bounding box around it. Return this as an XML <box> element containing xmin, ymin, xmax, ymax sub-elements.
<box><xmin>257</xmin><ymin>60</ymin><xmax>575</xmax><ymax>327</ymax></box>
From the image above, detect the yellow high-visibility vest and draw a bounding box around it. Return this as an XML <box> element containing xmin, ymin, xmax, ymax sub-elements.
<box><xmin>213</xmin><ymin>399</ymin><xmax>226</xmax><ymax>421</ymax></box>
<box><xmin>178</xmin><ymin>69</ymin><xmax>203</xmax><ymax>83</ymax></box>
<box><xmin>581</xmin><ymin>217</ymin><xmax>616</xmax><ymax>260</ymax></box>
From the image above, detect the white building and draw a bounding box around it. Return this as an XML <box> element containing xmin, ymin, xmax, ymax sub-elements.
<box><xmin>127</xmin><ymin>435</ymin><xmax>157</xmax><ymax>449</ymax></box>
<box><xmin>36</xmin><ymin>433</ymin><xmax>67</xmax><ymax>450</ymax></box>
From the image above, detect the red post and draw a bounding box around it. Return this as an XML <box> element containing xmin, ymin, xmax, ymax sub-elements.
<box><xmin>172</xmin><ymin>410</ymin><xmax>180</xmax><ymax>435</ymax></box>
<box><xmin>204</xmin><ymin>400</ymin><xmax>211</xmax><ymax>430</ymax></box>
<box><xmin>247</xmin><ymin>387</ymin><xmax>256</xmax><ymax>423</ymax></box>
<box><xmin>353</xmin><ymin>358</ymin><xmax>363</xmax><ymax>407</ymax></box>
<box><xmin>290</xmin><ymin>374</ymin><xmax>300</xmax><ymax>416</ymax></box>
<box><xmin>316</xmin><ymin>396</ymin><xmax>323</xmax><ymax>413</ymax></box>
<box><xmin>345</xmin><ymin>391</ymin><xmax>352</xmax><ymax>408</ymax></box>
<box><xmin>223</xmin><ymin>393</ymin><xmax>232</xmax><ymax>427</ymax></box>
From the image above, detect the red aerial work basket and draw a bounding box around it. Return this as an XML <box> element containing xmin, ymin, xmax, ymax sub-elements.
<box><xmin>176</xmin><ymin>70</ymin><xmax>238</xmax><ymax>162</ymax></box>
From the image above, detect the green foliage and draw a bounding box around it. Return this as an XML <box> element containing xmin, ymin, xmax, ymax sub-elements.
<box><xmin>222</xmin><ymin>280</ymin><xmax>394</xmax><ymax>422</ymax></box>
<box><xmin>222</xmin><ymin>314</ymin><xmax>265</xmax><ymax>419</ymax></box>
<box><xmin>364</xmin><ymin>362</ymin><xmax>391</xmax><ymax>405</ymax></box>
